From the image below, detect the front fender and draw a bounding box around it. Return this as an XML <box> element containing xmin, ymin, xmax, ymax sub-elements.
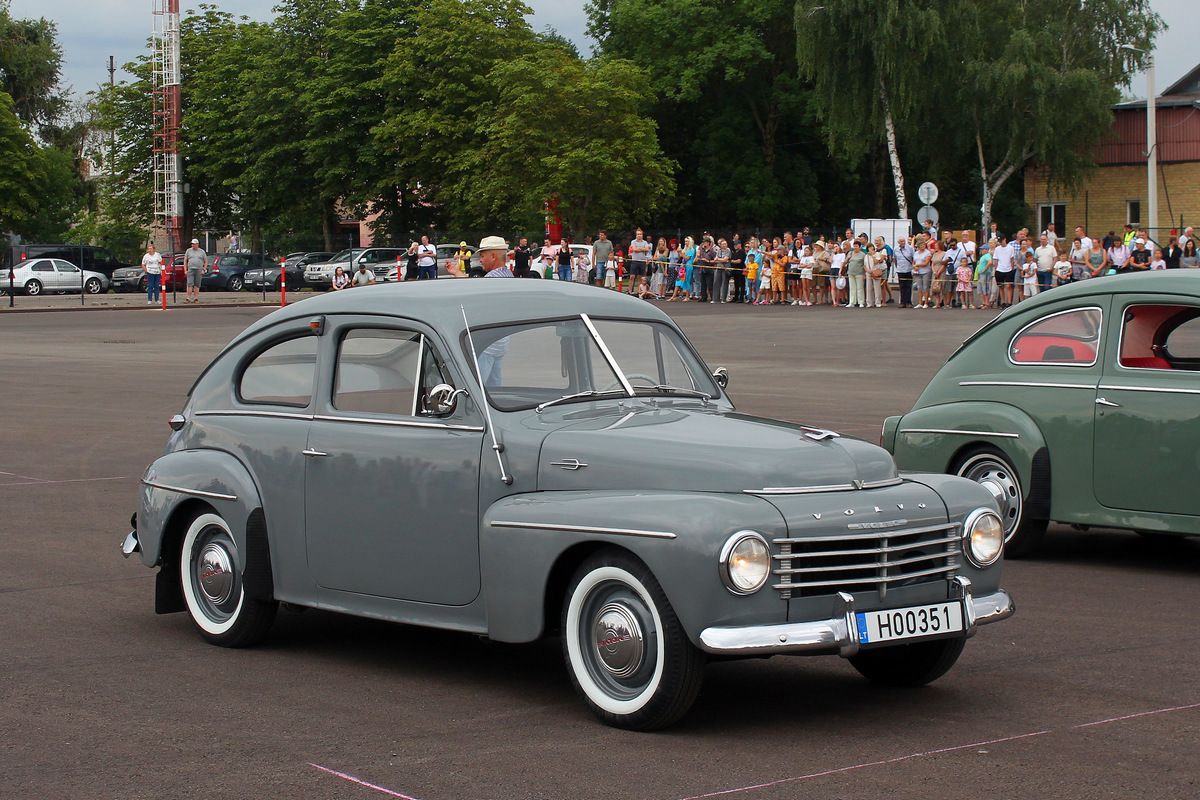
<box><xmin>888</xmin><ymin>401</ymin><xmax>1046</xmax><ymax>497</ymax></box>
<box><xmin>137</xmin><ymin>448</ymin><xmax>263</xmax><ymax>570</ymax></box>
<box><xmin>480</xmin><ymin>491</ymin><xmax>788</xmax><ymax>645</ymax></box>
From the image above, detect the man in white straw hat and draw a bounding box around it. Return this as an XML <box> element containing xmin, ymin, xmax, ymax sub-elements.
<box><xmin>477</xmin><ymin>235</ymin><xmax>513</xmax><ymax>278</ymax></box>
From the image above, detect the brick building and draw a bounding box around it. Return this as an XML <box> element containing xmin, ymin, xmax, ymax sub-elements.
<box><xmin>1025</xmin><ymin>62</ymin><xmax>1200</xmax><ymax>246</ymax></box>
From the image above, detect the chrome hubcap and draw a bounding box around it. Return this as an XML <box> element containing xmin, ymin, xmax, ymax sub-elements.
<box><xmin>961</xmin><ymin>458</ymin><xmax>1022</xmax><ymax>540</ymax></box>
<box><xmin>197</xmin><ymin>543</ymin><xmax>234</xmax><ymax>605</ymax></box>
<box><xmin>592</xmin><ymin>602</ymin><xmax>645</xmax><ymax>678</ymax></box>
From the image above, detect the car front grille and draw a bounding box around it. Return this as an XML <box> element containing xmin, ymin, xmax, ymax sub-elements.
<box><xmin>772</xmin><ymin>523</ymin><xmax>960</xmax><ymax>600</ymax></box>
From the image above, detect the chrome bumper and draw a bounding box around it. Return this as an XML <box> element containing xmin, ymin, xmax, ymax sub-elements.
<box><xmin>121</xmin><ymin>530</ymin><xmax>140</xmax><ymax>558</ymax></box>
<box><xmin>698</xmin><ymin>580</ymin><xmax>1013</xmax><ymax>658</ymax></box>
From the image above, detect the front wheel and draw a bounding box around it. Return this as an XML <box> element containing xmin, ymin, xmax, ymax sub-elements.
<box><xmin>84</xmin><ymin>277</ymin><xmax>103</xmax><ymax>294</ymax></box>
<box><xmin>849</xmin><ymin>637</ymin><xmax>966</xmax><ymax>686</ymax></box>
<box><xmin>955</xmin><ymin>447</ymin><xmax>1047</xmax><ymax>557</ymax></box>
<box><xmin>180</xmin><ymin>512</ymin><xmax>276</xmax><ymax>647</ymax></box>
<box><xmin>25</xmin><ymin>279</ymin><xmax>42</xmax><ymax>296</ymax></box>
<box><xmin>562</xmin><ymin>551</ymin><xmax>705</xmax><ymax>730</ymax></box>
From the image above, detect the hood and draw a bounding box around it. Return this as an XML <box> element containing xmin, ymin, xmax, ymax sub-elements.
<box><xmin>535</xmin><ymin>408</ymin><xmax>896</xmax><ymax>493</ymax></box>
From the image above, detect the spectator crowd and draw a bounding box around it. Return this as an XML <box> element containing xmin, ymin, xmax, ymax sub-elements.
<box><xmin>467</xmin><ymin>222</ymin><xmax>1198</xmax><ymax>311</ymax></box>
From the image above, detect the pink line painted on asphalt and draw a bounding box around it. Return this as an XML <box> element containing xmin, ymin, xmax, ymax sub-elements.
<box><xmin>309</xmin><ymin>763</ymin><xmax>423</xmax><ymax>799</ymax></box>
<box><xmin>674</xmin><ymin>700</ymin><xmax>1200</xmax><ymax>800</ymax></box>
<box><xmin>0</xmin><ymin>474</ymin><xmax>128</xmax><ymax>487</ymax></box>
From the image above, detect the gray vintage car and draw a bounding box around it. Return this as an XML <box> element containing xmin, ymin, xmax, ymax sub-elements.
<box><xmin>123</xmin><ymin>279</ymin><xmax>1013</xmax><ymax>729</ymax></box>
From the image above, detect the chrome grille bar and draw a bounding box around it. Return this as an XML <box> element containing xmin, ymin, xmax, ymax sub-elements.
<box><xmin>772</xmin><ymin>522</ymin><xmax>960</xmax><ymax>600</ymax></box>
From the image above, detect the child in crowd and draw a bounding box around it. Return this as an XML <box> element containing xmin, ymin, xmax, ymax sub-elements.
<box><xmin>573</xmin><ymin>251</ymin><xmax>590</xmax><ymax>283</ymax></box>
<box><xmin>604</xmin><ymin>249</ymin><xmax>619</xmax><ymax>289</ymax></box>
<box><xmin>1020</xmin><ymin>250</ymin><xmax>1038</xmax><ymax>299</ymax></box>
<box><xmin>745</xmin><ymin>241</ymin><xmax>760</xmax><ymax>304</ymax></box>
<box><xmin>1150</xmin><ymin>248</ymin><xmax>1167</xmax><ymax>270</ymax></box>
<box><xmin>635</xmin><ymin>276</ymin><xmax>655</xmax><ymax>299</ymax></box>
<box><xmin>1053</xmin><ymin>251</ymin><xmax>1073</xmax><ymax>286</ymax></box>
<box><xmin>757</xmin><ymin>250</ymin><xmax>772</xmax><ymax>304</ymax></box>
<box><xmin>798</xmin><ymin>246</ymin><xmax>815</xmax><ymax>306</ymax></box>
<box><xmin>956</xmin><ymin>255</ymin><xmax>975</xmax><ymax>309</ymax></box>
<box><xmin>974</xmin><ymin>244</ymin><xmax>994</xmax><ymax>309</ymax></box>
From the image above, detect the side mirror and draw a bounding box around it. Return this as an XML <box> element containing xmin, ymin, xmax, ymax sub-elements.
<box><xmin>426</xmin><ymin>384</ymin><xmax>467</xmax><ymax>416</ymax></box>
<box><xmin>712</xmin><ymin>367</ymin><xmax>729</xmax><ymax>390</ymax></box>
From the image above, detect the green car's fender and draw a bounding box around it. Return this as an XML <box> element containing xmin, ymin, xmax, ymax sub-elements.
<box><xmin>887</xmin><ymin>400</ymin><xmax>1049</xmax><ymax>519</ymax></box>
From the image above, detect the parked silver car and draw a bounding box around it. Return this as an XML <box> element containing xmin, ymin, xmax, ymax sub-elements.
<box><xmin>4</xmin><ymin>258</ymin><xmax>109</xmax><ymax>295</ymax></box>
<box><xmin>124</xmin><ymin>280</ymin><xmax>1012</xmax><ymax>729</ymax></box>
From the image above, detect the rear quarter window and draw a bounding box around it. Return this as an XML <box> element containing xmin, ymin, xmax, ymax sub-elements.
<box><xmin>238</xmin><ymin>337</ymin><xmax>319</xmax><ymax>406</ymax></box>
<box><xmin>1009</xmin><ymin>307</ymin><xmax>1102</xmax><ymax>366</ymax></box>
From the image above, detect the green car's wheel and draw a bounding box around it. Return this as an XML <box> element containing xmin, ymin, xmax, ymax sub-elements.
<box><xmin>562</xmin><ymin>550</ymin><xmax>705</xmax><ymax>730</ymax></box>
<box><xmin>955</xmin><ymin>447</ymin><xmax>1046</xmax><ymax>557</ymax></box>
<box><xmin>180</xmin><ymin>511</ymin><xmax>277</xmax><ymax>647</ymax></box>
<box><xmin>849</xmin><ymin>637</ymin><xmax>966</xmax><ymax>687</ymax></box>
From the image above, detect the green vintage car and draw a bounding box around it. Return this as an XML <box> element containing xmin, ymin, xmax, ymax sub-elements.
<box><xmin>883</xmin><ymin>270</ymin><xmax>1200</xmax><ymax>556</ymax></box>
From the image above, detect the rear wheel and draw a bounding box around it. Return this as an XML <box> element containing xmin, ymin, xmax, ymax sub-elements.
<box><xmin>562</xmin><ymin>550</ymin><xmax>705</xmax><ymax>730</ymax></box>
<box><xmin>955</xmin><ymin>447</ymin><xmax>1047</xmax><ymax>557</ymax></box>
<box><xmin>25</xmin><ymin>279</ymin><xmax>42</xmax><ymax>296</ymax></box>
<box><xmin>180</xmin><ymin>512</ymin><xmax>277</xmax><ymax>647</ymax></box>
<box><xmin>849</xmin><ymin>637</ymin><xmax>966</xmax><ymax>686</ymax></box>
<box><xmin>226</xmin><ymin>275</ymin><xmax>244</xmax><ymax>292</ymax></box>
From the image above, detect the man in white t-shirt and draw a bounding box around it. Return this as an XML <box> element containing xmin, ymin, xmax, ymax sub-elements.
<box><xmin>1074</xmin><ymin>226</ymin><xmax>1092</xmax><ymax>254</ymax></box>
<box><xmin>416</xmin><ymin>235</ymin><xmax>437</xmax><ymax>280</ymax></box>
<box><xmin>627</xmin><ymin>228</ymin><xmax>651</xmax><ymax>295</ymax></box>
<box><xmin>1034</xmin><ymin>234</ymin><xmax>1057</xmax><ymax>294</ymax></box>
<box><xmin>992</xmin><ymin>236</ymin><xmax>1018</xmax><ymax>307</ymax></box>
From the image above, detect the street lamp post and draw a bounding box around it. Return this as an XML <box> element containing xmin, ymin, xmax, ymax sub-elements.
<box><xmin>1122</xmin><ymin>45</ymin><xmax>1157</xmax><ymax>242</ymax></box>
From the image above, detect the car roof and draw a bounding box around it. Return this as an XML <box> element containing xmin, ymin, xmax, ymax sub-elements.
<box><xmin>962</xmin><ymin>270</ymin><xmax>1200</xmax><ymax>349</ymax></box>
<box><xmin>229</xmin><ymin>279</ymin><xmax>674</xmax><ymax>348</ymax></box>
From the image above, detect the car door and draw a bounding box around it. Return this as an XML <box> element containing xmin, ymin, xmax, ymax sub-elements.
<box><xmin>26</xmin><ymin>259</ymin><xmax>56</xmax><ymax>290</ymax></box>
<box><xmin>1093</xmin><ymin>296</ymin><xmax>1200</xmax><ymax>516</ymax></box>
<box><xmin>304</xmin><ymin>319</ymin><xmax>485</xmax><ymax>605</ymax></box>
<box><xmin>54</xmin><ymin>260</ymin><xmax>83</xmax><ymax>291</ymax></box>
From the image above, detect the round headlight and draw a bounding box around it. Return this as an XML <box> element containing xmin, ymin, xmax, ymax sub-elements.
<box><xmin>964</xmin><ymin>508</ymin><xmax>1004</xmax><ymax>567</ymax></box>
<box><xmin>720</xmin><ymin>531</ymin><xmax>771</xmax><ymax>595</ymax></box>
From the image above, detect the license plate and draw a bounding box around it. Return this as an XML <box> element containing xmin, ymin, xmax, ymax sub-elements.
<box><xmin>856</xmin><ymin>601</ymin><xmax>964</xmax><ymax>644</ymax></box>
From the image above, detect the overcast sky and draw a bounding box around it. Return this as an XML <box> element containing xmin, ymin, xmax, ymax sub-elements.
<box><xmin>10</xmin><ymin>0</ymin><xmax>1198</xmax><ymax>102</ymax></box>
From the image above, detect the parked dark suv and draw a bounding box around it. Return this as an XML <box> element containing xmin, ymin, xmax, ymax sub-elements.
<box><xmin>5</xmin><ymin>245</ymin><xmax>130</xmax><ymax>279</ymax></box>
<box><xmin>201</xmin><ymin>252</ymin><xmax>269</xmax><ymax>292</ymax></box>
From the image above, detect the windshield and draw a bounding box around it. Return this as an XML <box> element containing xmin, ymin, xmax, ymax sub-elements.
<box><xmin>327</xmin><ymin>248</ymin><xmax>362</xmax><ymax>263</ymax></box>
<box><xmin>468</xmin><ymin>315</ymin><xmax>719</xmax><ymax>411</ymax></box>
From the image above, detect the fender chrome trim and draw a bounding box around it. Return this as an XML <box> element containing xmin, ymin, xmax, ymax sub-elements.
<box><xmin>900</xmin><ymin>428</ymin><xmax>1020</xmax><ymax>439</ymax></box>
<box><xmin>141</xmin><ymin>479</ymin><xmax>238</xmax><ymax>502</ymax></box>
<box><xmin>489</xmin><ymin>520</ymin><xmax>677</xmax><ymax>539</ymax></box>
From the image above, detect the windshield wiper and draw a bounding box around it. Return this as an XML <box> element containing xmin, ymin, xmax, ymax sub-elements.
<box><xmin>640</xmin><ymin>385</ymin><xmax>712</xmax><ymax>403</ymax></box>
<box><xmin>535</xmin><ymin>389</ymin><xmax>627</xmax><ymax>414</ymax></box>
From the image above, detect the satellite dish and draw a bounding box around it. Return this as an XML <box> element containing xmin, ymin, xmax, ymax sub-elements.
<box><xmin>917</xmin><ymin>182</ymin><xmax>939</xmax><ymax>205</ymax></box>
<box><xmin>917</xmin><ymin>205</ymin><xmax>940</xmax><ymax>227</ymax></box>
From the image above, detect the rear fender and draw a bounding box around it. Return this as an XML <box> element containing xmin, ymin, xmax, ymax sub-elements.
<box><xmin>138</xmin><ymin>450</ymin><xmax>268</xmax><ymax>612</ymax></box>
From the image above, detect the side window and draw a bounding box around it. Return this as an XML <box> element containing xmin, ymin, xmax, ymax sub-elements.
<box><xmin>334</xmin><ymin>329</ymin><xmax>423</xmax><ymax>416</ymax></box>
<box><xmin>1009</xmin><ymin>307</ymin><xmax>1102</xmax><ymax>366</ymax></box>
<box><xmin>56</xmin><ymin>261</ymin><xmax>80</xmax><ymax>273</ymax></box>
<box><xmin>1122</xmin><ymin>304</ymin><xmax>1200</xmax><ymax>369</ymax></box>
<box><xmin>239</xmin><ymin>336</ymin><xmax>319</xmax><ymax>406</ymax></box>
<box><xmin>32</xmin><ymin>261</ymin><xmax>54</xmax><ymax>272</ymax></box>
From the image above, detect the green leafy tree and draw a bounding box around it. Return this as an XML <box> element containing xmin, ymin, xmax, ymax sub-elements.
<box><xmin>376</xmin><ymin>0</ymin><xmax>541</xmax><ymax>228</ymax></box>
<box><xmin>587</xmin><ymin>0</ymin><xmax>823</xmax><ymax>228</ymax></box>
<box><xmin>463</xmin><ymin>51</ymin><xmax>675</xmax><ymax>235</ymax></box>
<box><xmin>961</xmin><ymin>0</ymin><xmax>1163</xmax><ymax>234</ymax></box>
<box><xmin>795</xmin><ymin>0</ymin><xmax>948</xmax><ymax>221</ymax></box>
<box><xmin>0</xmin><ymin>0</ymin><xmax>65</xmax><ymax>133</ymax></box>
<box><xmin>0</xmin><ymin>90</ymin><xmax>43</xmax><ymax>233</ymax></box>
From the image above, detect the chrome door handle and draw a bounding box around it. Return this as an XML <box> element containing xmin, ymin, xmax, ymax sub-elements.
<box><xmin>302</xmin><ymin>448</ymin><xmax>329</xmax><ymax>457</ymax></box>
<box><xmin>1095</xmin><ymin>397</ymin><xmax>1121</xmax><ymax>408</ymax></box>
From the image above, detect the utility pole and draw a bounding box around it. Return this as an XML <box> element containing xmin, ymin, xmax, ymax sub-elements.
<box><xmin>108</xmin><ymin>56</ymin><xmax>116</xmax><ymax>175</ymax></box>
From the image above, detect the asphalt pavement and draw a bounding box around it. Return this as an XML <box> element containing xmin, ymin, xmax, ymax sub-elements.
<box><xmin>1</xmin><ymin>296</ymin><xmax>1197</xmax><ymax>799</ymax></box>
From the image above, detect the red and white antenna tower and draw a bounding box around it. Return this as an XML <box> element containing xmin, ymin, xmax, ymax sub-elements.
<box><xmin>152</xmin><ymin>0</ymin><xmax>183</xmax><ymax>253</ymax></box>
